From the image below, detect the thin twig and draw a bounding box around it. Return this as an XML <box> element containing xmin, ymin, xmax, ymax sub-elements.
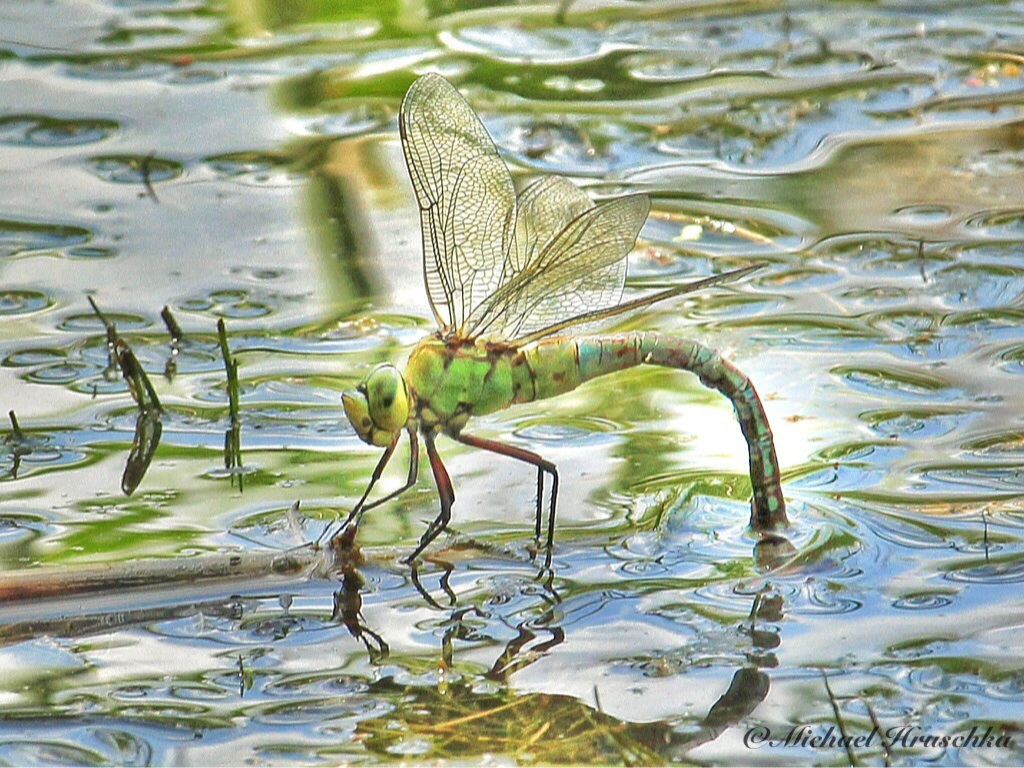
<box><xmin>6</xmin><ymin>411</ymin><xmax>23</xmax><ymax>442</ymax></box>
<box><xmin>217</xmin><ymin>319</ymin><xmax>240</xmax><ymax>422</ymax></box>
<box><xmin>217</xmin><ymin>318</ymin><xmax>243</xmax><ymax>488</ymax></box>
<box><xmin>87</xmin><ymin>295</ymin><xmax>118</xmax><ymax>347</ymax></box>
<box><xmin>140</xmin><ymin>151</ymin><xmax>159</xmax><ymax>202</ymax></box>
<box><xmin>115</xmin><ymin>339</ymin><xmax>163</xmax><ymax>412</ymax></box>
<box><xmin>161</xmin><ymin>305</ymin><xmax>183</xmax><ymax>342</ymax></box>
<box><xmin>863</xmin><ymin>698</ymin><xmax>891</xmax><ymax>766</ymax></box>
<box><xmin>414</xmin><ymin>699</ymin><xmax>526</xmax><ymax>732</ymax></box>
<box><xmin>823</xmin><ymin>671</ymin><xmax>858</xmax><ymax>766</ymax></box>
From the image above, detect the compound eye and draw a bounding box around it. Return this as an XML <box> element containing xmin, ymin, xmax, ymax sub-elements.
<box><xmin>365</xmin><ymin>365</ymin><xmax>409</xmax><ymax>432</ymax></box>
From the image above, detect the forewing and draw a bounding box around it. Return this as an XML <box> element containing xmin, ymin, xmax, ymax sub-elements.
<box><xmin>468</xmin><ymin>193</ymin><xmax>650</xmax><ymax>341</ymax></box>
<box><xmin>400</xmin><ymin>74</ymin><xmax>516</xmax><ymax>331</ymax></box>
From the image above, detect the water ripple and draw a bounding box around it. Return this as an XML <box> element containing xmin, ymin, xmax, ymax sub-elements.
<box><xmin>0</xmin><ymin>290</ymin><xmax>51</xmax><ymax>315</ymax></box>
<box><xmin>89</xmin><ymin>155</ymin><xmax>183</xmax><ymax>185</ymax></box>
<box><xmin>0</xmin><ymin>115</ymin><xmax>118</xmax><ymax>146</ymax></box>
<box><xmin>943</xmin><ymin>558</ymin><xmax>1024</xmax><ymax>585</ymax></box>
<box><xmin>892</xmin><ymin>593</ymin><xmax>955</xmax><ymax>610</ymax></box>
<box><xmin>0</xmin><ymin>218</ymin><xmax>92</xmax><ymax>259</ymax></box>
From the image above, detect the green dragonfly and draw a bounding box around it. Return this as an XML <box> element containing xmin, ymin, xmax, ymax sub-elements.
<box><xmin>332</xmin><ymin>73</ymin><xmax>787</xmax><ymax>563</ymax></box>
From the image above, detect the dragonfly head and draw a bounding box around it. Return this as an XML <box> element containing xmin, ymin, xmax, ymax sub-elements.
<box><xmin>342</xmin><ymin>364</ymin><xmax>410</xmax><ymax>447</ymax></box>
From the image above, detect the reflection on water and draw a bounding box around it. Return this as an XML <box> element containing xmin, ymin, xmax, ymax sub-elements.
<box><xmin>0</xmin><ymin>543</ymin><xmax>784</xmax><ymax>764</ymax></box>
<box><xmin>2</xmin><ymin>0</ymin><xmax>1024</xmax><ymax>764</ymax></box>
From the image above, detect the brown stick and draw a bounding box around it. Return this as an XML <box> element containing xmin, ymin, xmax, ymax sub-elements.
<box><xmin>0</xmin><ymin>538</ymin><xmax>374</xmax><ymax>605</ymax></box>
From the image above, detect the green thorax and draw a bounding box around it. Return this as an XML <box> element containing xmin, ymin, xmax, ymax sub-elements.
<box><xmin>402</xmin><ymin>333</ymin><xmax>652</xmax><ymax>434</ymax></box>
<box><xmin>401</xmin><ymin>335</ymin><xmax>586</xmax><ymax>433</ymax></box>
<box><xmin>403</xmin><ymin>336</ymin><xmax>527</xmax><ymax>433</ymax></box>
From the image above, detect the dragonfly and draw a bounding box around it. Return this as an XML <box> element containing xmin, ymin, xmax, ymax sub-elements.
<box><xmin>330</xmin><ymin>73</ymin><xmax>787</xmax><ymax>564</ymax></box>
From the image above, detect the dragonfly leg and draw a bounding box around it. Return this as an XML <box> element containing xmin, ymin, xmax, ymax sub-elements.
<box><xmin>535</xmin><ymin>470</ymin><xmax>544</xmax><ymax>539</ymax></box>
<box><xmin>405</xmin><ymin>431</ymin><xmax>454</xmax><ymax>564</ymax></box>
<box><xmin>352</xmin><ymin>430</ymin><xmax>419</xmax><ymax>522</ymax></box>
<box><xmin>454</xmin><ymin>433</ymin><xmax>559</xmax><ymax>554</ymax></box>
<box><xmin>317</xmin><ymin>429</ymin><xmax>417</xmax><ymax>547</ymax></box>
<box><xmin>316</xmin><ymin>437</ymin><xmax>397</xmax><ymax>547</ymax></box>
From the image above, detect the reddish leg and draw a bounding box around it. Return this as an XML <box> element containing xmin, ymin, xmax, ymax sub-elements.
<box><xmin>454</xmin><ymin>433</ymin><xmax>559</xmax><ymax>556</ymax></box>
<box><xmin>404</xmin><ymin>431</ymin><xmax>454</xmax><ymax>564</ymax></box>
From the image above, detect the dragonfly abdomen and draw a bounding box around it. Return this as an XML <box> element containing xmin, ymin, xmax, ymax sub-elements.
<box><xmin>528</xmin><ymin>332</ymin><xmax>787</xmax><ymax>530</ymax></box>
<box><xmin>522</xmin><ymin>334</ymin><xmax>642</xmax><ymax>401</ymax></box>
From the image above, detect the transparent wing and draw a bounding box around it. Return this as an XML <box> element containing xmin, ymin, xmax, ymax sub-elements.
<box><xmin>467</xmin><ymin>193</ymin><xmax>650</xmax><ymax>341</ymax></box>
<box><xmin>400</xmin><ymin>73</ymin><xmax>516</xmax><ymax>331</ymax></box>
<box><xmin>512</xmin><ymin>175</ymin><xmax>594</xmax><ymax>274</ymax></box>
<box><xmin>463</xmin><ymin>175</ymin><xmax>597</xmax><ymax>338</ymax></box>
<box><xmin>510</xmin><ymin>262</ymin><xmax>766</xmax><ymax>346</ymax></box>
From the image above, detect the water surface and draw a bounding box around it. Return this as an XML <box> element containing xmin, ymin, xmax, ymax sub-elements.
<box><xmin>2</xmin><ymin>0</ymin><xmax>1024</xmax><ymax>764</ymax></box>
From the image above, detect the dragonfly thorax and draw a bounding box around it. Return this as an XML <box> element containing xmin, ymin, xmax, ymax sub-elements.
<box><xmin>342</xmin><ymin>363</ymin><xmax>410</xmax><ymax>447</ymax></box>
<box><xmin>402</xmin><ymin>335</ymin><xmax>540</xmax><ymax>437</ymax></box>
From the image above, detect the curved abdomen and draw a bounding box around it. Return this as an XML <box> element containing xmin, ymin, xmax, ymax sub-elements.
<box><xmin>525</xmin><ymin>333</ymin><xmax>787</xmax><ymax>530</ymax></box>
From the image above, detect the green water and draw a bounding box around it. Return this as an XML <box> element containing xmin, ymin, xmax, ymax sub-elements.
<box><xmin>2</xmin><ymin>0</ymin><xmax>1024</xmax><ymax>764</ymax></box>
